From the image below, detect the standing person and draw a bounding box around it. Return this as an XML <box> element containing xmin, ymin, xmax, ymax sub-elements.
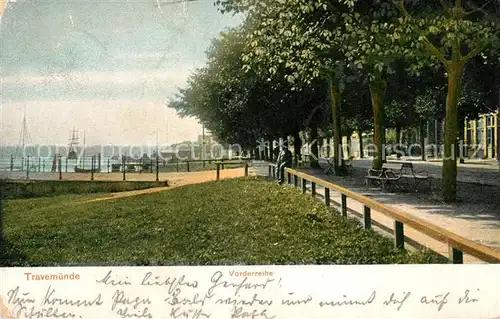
<box><xmin>276</xmin><ymin>142</ymin><xmax>293</xmax><ymax>184</ymax></box>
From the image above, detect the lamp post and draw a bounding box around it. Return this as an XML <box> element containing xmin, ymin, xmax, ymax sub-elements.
<box><xmin>152</xmin><ymin>130</ymin><xmax>159</xmax><ymax>177</ymax></box>
<box><xmin>202</xmin><ymin>123</ymin><xmax>205</xmax><ymax>167</ymax></box>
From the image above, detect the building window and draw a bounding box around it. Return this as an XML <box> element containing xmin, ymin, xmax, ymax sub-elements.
<box><xmin>486</xmin><ymin>116</ymin><xmax>495</xmax><ymax>147</ymax></box>
<box><xmin>486</xmin><ymin>127</ymin><xmax>493</xmax><ymax>145</ymax></box>
<box><xmin>475</xmin><ymin>119</ymin><xmax>483</xmax><ymax>146</ymax></box>
<box><xmin>486</xmin><ymin>115</ymin><xmax>493</xmax><ymax>127</ymax></box>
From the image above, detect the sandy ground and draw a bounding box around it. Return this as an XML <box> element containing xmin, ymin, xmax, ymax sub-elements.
<box><xmin>1</xmin><ymin>167</ymin><xmax>245</xmax><ymax>182</ymax></box>
<box><xmin>80</xmin><ymin>167</ymin><xmax>247</xmax><ymax>203</ymax></box>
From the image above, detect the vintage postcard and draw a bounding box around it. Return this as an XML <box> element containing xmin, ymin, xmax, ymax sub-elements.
<box><xmin>0</xmin><ymin>0</ymin><xmax>499</xmax><ymax>318</ymax></box>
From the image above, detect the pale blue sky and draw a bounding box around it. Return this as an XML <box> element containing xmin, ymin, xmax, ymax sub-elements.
<box><xmin>0</xmin><ymin>0</ymin><xmax>243</xmax><ymax>147</ymax></box>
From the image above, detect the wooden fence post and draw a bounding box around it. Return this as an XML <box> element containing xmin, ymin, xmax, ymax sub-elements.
<box><xmin>363</xmin><ymin>206</ymin><xmax>371</xmax><ymax>230</ymax></box>
<box><xmin>394</xmin><ymin>221</ymin><xmax>404</xmax><ymax>249</ymax></box>
<box><xmin>156</xmin><ymin>156</ymin><xmax>159</xmax><ymax>181</ymax></box>
<box><xmin>0</xmin><ymin>179</ymin><xmax>3</xmax><ymax>248</ymax></box>
<box><xmin>122</xmin><ymin>156</ymin><xmax>126</xmax><ymax>181</ymax></box>
<box><xmin>287</xmin><ymin>172</ymin><xmax>292</xmax><ymax>184</ymax></box>
<box><xmin>91</xmin><ymin>156</ymin><xmax>94</xmax><ymax>181</ymax></box>
<box><xmin>301</xmin><ymin>178</ymin><xmax>307</xmax><ymax>193</ymax></box>
<box><xmin>216</xmin><ymin>163</ymin><xmax>220</xmax><ymax>180</ymax></box>
<box><xmin>311</xmin><ymin>181</ymin><xmax>316</xmax><ymax>197</ymax></box>
<box><xmin>244</xmin><ymin>162</ymin><xmax>248</xmax><ymax>176</ymax></box>
<box><xmin>26</xmin><ymin>156</ymin><xmax>30</xmax><ymax>179</ymax></box>
<box><xmin>324</xmin><ymin>188</ymin><xmax>330</xmax><ymax>206</ymax></box>
<box><xmin>58</xmin><ymin>156</ymin><xmax>62</xmax><ymax>180</ymax></box>
<box><xmin>38</xmin><ymin>157</ymin><xmax>41</xmax><ymax>172</ymax></box>
<box><xmin>187</xmin><ymin>161</ymin><xmax>190</xmax><ymax>172</ymax></box>
<box><xmin>294</xmin><ymin>175</ymin><xmax>298</xmax><ymax>188</ymax></box>
<box><xmin>341</xmin><ymin>194</ymin><xmax>347</xmax><ymax>217</ymax></box>
<box><xmin>449</xmin><ymin>246</ymin><xmax>464</xmax><ymax>264</ymax></box>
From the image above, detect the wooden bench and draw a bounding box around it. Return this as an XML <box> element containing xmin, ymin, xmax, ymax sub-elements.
<box><xmin>389</xmin><ymin>161</ymin><xmax>431</xmax><ymax>192</ymax></box>
<box><xmin>344</xmin><ymin>156</ymin><xmax>354</xmax><ymax>172</ymax></box>
<box><xmin>365</xmin><ymin>163</ymin><xmax>405</xmax><ymax>191</ymax></box>
<box><xmin>319</xmin><ymin>157</ymin><xmax>335</xmax><ymax>174</ymax></box>
<box><xmin>320</xmin><ymin>156</ymin><xmax>354</xmax><ymax>175</ymax></box>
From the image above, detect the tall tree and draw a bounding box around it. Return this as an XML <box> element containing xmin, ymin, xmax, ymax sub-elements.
<box><xmin>216</xmin><ymin>0</ymin><xmax>355</xmax><ymax>172</ymax></box>
<box><xmin>397</xmin><ymin>0</ymin><xmax>499</xmax><ymax>201</ymax></box>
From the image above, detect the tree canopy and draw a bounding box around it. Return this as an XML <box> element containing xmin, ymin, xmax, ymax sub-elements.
<box><xmin>169</xmin><ymin>0</ymin><xmax>500</xmax><ymax>202</ymax></box>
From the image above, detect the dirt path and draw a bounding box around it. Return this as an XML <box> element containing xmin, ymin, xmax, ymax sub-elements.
<box><xmin>81</xmin><ymin>167</ymin><xmax>246</xmax><ymax>203</ymax></box>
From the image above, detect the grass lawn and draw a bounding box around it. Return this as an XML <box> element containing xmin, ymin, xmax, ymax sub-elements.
<box><xmin>2</xmin><ymin>180</ymin><xmax>167</xmax><ymax>199</ymax></box>
<box><xmin>1</xmin><ymin>177</ymin><xmax>445</xmax><ymax>266</ymax></box>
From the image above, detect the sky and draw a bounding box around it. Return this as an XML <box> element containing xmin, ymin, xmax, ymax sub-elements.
<box><xmin>0</xmin><ymin>0</ymin><xmax>244</xmax><ymax>147</ymax></box>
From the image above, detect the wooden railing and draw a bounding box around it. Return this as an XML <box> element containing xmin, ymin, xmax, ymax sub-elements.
<box><xmin>216</xmin><ymin>161</ymin><xmax>249</xmax><ymax>181</ymax></box>
<box><xmin>163</xmin><ymin>158</ymin><xmax>250</xmax><ymax>173</ymax></box>
<box><xmin>268</xmin><ymin>163</ymin><xmax>500</xmax><ymax>264</ymax></box>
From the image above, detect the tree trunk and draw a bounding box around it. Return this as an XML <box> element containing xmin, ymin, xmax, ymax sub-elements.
<box><xmin>309</xmin><ymin>124</ymin><xmax>320</xmax><ymax>168</ymax></box>
<box><xmin>263</xmin><ymin>138</ymin><xmax>268</xmax><ymax>161</ymax></box>
<box><xmin>458</xmin><ymin>115</ymin><xmax>465</xmax><ymax>164</ymax></box>
<box><xmin>369</xmin><ymin>80</ymin><xmax>387</xmax><ymax>170</ymax></box>
<box><xmin>346</xmin><ymin>131</ymin><xmax>352</xmax><ymax>158</ymax></box>
<box><xmin>442</xmin><ymin>62</ymin><xmax>464</xmax><ymax>202</ymax></box>
<box><xmin>358</xmin><ymin>129</ymin><xmax>364</xmax><ymax>158</ymax></box>
<box><xmin>268</xmin><ymin>139</ymin><xmax>273</xmax><ymax>161</ymax></box>
<box><xmin>495</xmin><ymin>61</ymin><xmax>500</xmax><ymax>162</ymax></box>
<box><xmin>269</xmin><ymin>138</ymin><xmax>276</xmax><ymax>162</ymax></box>
<box><xmin>293</xmin><ymin>130</ymin><xmax>302</xmax><ymax>166</ymax></box>
<box><xmin>327</xmin><ymin>75</ymin><xmax>344</xmax><ymax>174</ymax></box>
<box><xmin>395</xmin><ymin>126</ymin><xmax>402</xmax><ymax>159</ymax></box>
<box><xmin>318</xmin><ymin>137</ymin><xmax>324</xmax><ymax>157</ymax></box>
<box><xmin>420</xmin><ymin>120</ymin><xmax>426</xmax><ymax>161</ymax></box>
<box><xmin>323</xmin><ymin>137</ymin><xmax>330</xmax><ymax>157</ymax></box>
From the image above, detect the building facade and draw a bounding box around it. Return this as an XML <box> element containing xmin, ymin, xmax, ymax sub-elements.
<box><xmin>463</xmin><ymin>112</ymin><xmax>498</xmax><ymax>159</ymax></box>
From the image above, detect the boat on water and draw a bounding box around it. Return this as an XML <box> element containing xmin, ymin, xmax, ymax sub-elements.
<box><xmin>73</xmin><ymin>130</ymin><xmax>102</xmax><ymax>173</ymax></box>
<box><xmin>74</xmin><ymin>166</ymin><xmax>101</xmax><ymax>173</ymax></box>
<box><xmin>68</xmin><ymin>128</ymin><xmax>79</xmax><ymax>160</ymax></box>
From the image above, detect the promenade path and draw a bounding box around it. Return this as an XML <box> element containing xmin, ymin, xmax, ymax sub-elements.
<box><xmin>249</xmin><ymin>160</ymin><xmax>500</xmax><ymax>263</ymax></box>
<box><xmin>0</xmin><ymin>168</ymin><xmax>243</xmax><ymax>182</ymax></box>
<box><xmin>354</xmin><ymin>156</ymin><xmax>499</xmax><ymax>186</ymax></box>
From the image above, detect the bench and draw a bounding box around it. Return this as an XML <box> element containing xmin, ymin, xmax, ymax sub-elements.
<box><xmin>297</xmin><ymin>154</ymin><xmax>310</xmax><ymax>167</ymax></box>
<box><xmin>320</xmin><ymin>156</ymin><xmax>354</xmax><ymax>175</ymax></box>
<box><xmin>389</xmin><ymin>161</ymin><xmax>431</xmax><ymax>192</ymax></box>
<box><xmin>319</xmin><ymin>157</ymin><xmax>335</xmax><ymax>174</ymax></box>
<box><xmin>365</xmin><ymin>163</ymin><xmax>405</xmax><ymax>191</ymax></box>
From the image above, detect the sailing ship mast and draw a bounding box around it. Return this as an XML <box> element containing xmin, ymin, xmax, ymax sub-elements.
<box><xmin>80</xmin><ymin>130</ymin><xmax>86</xmax><ymax>169</ymax></box>
<box><xmin>15</xmin><ymin>106</ymin><xmax>34</xmax><ymax>159</ymax></box>
<box><xmin>83</xmin><ymin>130</ymin><xmax>86</xmax><ymax>158</ymax></box>
<box><xmin>74</xmin><ymin>130</ymin><xmax>100</xmax><ymax>172</ymax></box>
<box><xmin>68</xmin><ymin>128</ymin><xmax>79</xmax><ymax>160</ymax></box>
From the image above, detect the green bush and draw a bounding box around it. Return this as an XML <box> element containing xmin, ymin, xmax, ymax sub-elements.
<box><xmin>1</xmin><ymin>180</ymin><xmax>167</xmax><ymax>199</ymax></box>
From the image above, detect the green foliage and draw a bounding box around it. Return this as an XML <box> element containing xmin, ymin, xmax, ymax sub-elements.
<box><xmin>3</xmin><ymin>177</ymin><xmax>445</xmax><ymax>266</ymax></box>
<box><xmin>2</xmin><ymin>180</ymin><xmax>166</xmax><ymax>200</ymax></box>
<box><xmin>168</xmin><ymin>26</ymin><xmax>330</xmax><ymax>148</ymax></box>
